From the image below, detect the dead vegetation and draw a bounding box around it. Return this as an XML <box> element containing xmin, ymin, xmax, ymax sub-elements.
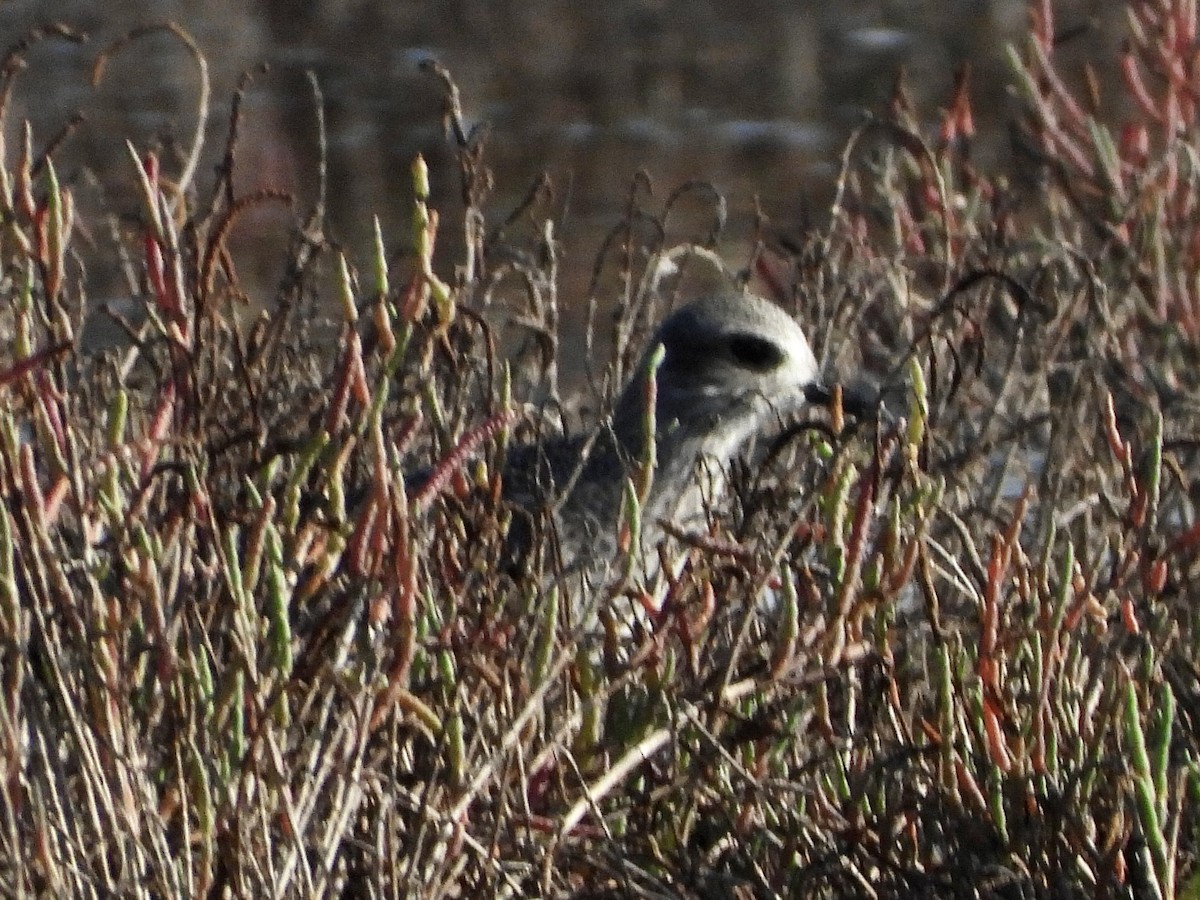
<box><xmin>3</xmin><ymin>5</ymin><xmax>1200</xmax><ymax>898</ymax></box>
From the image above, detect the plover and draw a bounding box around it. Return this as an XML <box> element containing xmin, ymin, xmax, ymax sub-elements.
<box><xmin>497</xmin><ymin>292</ymin><xmax>821</xmax><ymax>586</ymax></box>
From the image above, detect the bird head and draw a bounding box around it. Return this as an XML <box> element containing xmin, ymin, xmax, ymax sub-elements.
<box><xmin>614</xmin><ymin>294</ymin><xmax>820</xmax><ymax>461</ymax></box>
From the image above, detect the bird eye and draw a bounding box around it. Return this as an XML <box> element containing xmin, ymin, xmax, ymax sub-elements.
<box><xmin>726</xmin><ymin>333</ymin><xmax>785</xmax><ymax>370</ymax></box>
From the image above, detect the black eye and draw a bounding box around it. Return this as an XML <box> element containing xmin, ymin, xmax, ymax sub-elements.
<box><xmin>726</xmin><ymin>333</ymin><xmax>785</xmax><ymax>370</ymax></box>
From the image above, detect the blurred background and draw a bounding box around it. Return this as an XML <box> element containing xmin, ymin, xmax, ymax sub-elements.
<box><xmin>0</xmin><ymin>0</ymin><xmax>1129</xmax><ymax>326</ymax></box>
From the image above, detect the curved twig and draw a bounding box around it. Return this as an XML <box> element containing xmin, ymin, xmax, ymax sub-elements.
<box><xmin>93</xmin><ymin>21</ymin><xmax>210</xmax><ymax>203</ymax></box>
<box><xmin>0</xmin><ymin>23</ymin><xmax>88</xmax><ymax>139</ymax></box>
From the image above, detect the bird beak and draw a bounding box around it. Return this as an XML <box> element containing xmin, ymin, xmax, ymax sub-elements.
<box><xmin>803</xmin><ymin>381</ymin><xmax>832</xmax><ymax>406</ymax></box>
<box><xmin>804</xmin><ymin>380</ymin><xmax>883</xmax><ymax>421</ymax></box>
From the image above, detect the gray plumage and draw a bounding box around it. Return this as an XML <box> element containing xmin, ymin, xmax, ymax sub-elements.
<box><xmin>501</xmin><ymin>293</ymin><xmax>820</xmax><ymax>578</ymax></box>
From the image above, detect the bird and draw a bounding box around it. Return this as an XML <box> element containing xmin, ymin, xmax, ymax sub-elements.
<box><xmin>493</xmin><ymin>292</ymin><xmax>822</xmax><ymax>592</ymax></box>
<box><xmin>323</xmin><ymin>292</ymin><xmax>823</xmax><ymax>631</ymax></box>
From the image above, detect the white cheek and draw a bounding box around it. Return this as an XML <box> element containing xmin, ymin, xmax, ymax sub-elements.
<box><xmin>786</xmin><ymin>345</ymin><xmax>817</xmax><ymax>381</ymax></box>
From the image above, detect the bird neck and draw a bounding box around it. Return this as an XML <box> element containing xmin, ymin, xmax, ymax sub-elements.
<box><xmin>610</xmin><ymin>369</ymin><xmax>754</xmax><ymax>499</ymax></box>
